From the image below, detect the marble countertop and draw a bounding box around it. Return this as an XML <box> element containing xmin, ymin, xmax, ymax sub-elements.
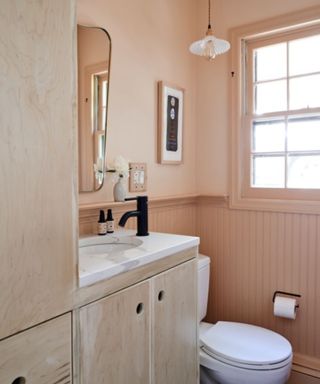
<box><xmin>79</xmin><ymin>229</ymin><xmax>199</xmax><ymax>287</ymax></box>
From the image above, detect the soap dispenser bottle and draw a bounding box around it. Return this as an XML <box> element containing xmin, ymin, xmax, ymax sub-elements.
<box><xmin>98</xmin><ymin>210</ymin><xmax>107</xmax><ymax>235</ymax></box>
<box><xmin>106</xmin><ymin>209</ymin><xmax>114</xmax><ymax>233</ymax></box>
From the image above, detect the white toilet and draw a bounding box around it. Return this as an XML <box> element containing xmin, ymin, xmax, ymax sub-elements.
<box><xmin>198</xmin><ymin>254</ymin><xmax>293</xmax><ymax>384</ymax></box>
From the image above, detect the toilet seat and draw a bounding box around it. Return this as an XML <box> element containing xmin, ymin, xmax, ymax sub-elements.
<box><xmin>200</xmin><ymin>321</ymin><xmax>292</xmax><ymax>371</ymax></box>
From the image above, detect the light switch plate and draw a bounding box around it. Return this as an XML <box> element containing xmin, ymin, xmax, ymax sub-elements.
<box><xmin>129</xmin><ymin>163</ymin><xmax>147</xmax><ymax>192</ymax></box>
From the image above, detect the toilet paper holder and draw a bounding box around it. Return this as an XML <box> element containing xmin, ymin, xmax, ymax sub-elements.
<box><xmin>272</xmin><ymin>290</ymin><xmax>301</xmax><ymax>309</ymax></box>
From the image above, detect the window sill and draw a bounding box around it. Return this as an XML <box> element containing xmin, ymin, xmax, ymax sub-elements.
<box><xmin>230</xmin><ymin>192</ymin><xmax>320</xmax><ymax>214</ymax></box>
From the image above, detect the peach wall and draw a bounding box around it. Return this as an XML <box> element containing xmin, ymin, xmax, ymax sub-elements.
<box><xmin>77</xmin><ymin>0</ymin><xmax>320</xmax><ymax>202</ymax></box>
<box><xmin>77</xmin><ymin>0</ymin><xmax>198</xmax><ymax>204</ymax></box>
<box><xmin>196</xmin><ymin>0</ymin><xmax>320</xmax><ymax>195</ymax></box>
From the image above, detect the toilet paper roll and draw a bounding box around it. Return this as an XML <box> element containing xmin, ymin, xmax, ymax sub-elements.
<box><xmin>273</xmin><ymin>296</ymin><xmax>297</xmax><ymax>319</ymax></box>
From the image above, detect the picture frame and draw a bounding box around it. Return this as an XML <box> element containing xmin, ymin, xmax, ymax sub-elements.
<box><xmin>157</xmin><ymin>81</ymin><xmax>184</xmax><ymax>164</ymax></box>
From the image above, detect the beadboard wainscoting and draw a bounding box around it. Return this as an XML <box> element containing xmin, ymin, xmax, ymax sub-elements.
<box><xmin>197</xmin><ymin>196</ymin><xmax>320</xmax><ymax>379</ymax></box>
<box><xmin>79</xmin><ymin>195</ymin><xmax>197</xmax><ymax>236</ymax></box>
<box><xmin>79</xmin><ymin>194</ymin><xmax>320</xmax><ymax>379</ymax></box>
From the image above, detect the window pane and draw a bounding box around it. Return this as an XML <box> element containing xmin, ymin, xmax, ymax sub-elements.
<box><xmin>287</xmin><ymin>116</ymin><xmax>320</xmax><ymax>151</ymax></box>
<box><xmin>289</xmin><ymin>74</ymin><xmax>320</xmax><ymax>110</ymax></box>
<box><xmin>102</xmin><ymin>107</ymin><xmax>106</xmax><ymax>130</ymax></box>
<box><xmin>255</xmin><ymin>80</ymin><xmax>287</xmax><ymax>114</ymax></box>
<box><xmin>287</xmin><ymin>155</ymin><xmax>320</xmax><ymax>188</ymax></box>
<box><xmin>289</xmin><ymin>34</ymin><xmax>320</xmax><ymax>76</ymax></box>
<box><xmin>254</xmin><ymin>43</ymin><xmax>287</xmax><ymax>82</ymax></box>
<box><xmin>252</xmin><ymin>156</ymin><xmax>285</xmax><ymax>187</ymax></box>
<box><xmin>102</xmin><ymin>80</ymin><xmax>107</xmax><ymax>106</ymax></box>
<box><xmin>253</xmin><ymin>120</ymin><xmax>285</xmax><ymax>152</ymax></box>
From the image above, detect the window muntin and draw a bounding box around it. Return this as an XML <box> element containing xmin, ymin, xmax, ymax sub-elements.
<box><xmin>248</xmin><ymin>29</ymin><xmax>320</xmax><ymax>192</ymax></box>
<box><xmin>251</xmin><ymin>115</ymin><xmax>320</xmax><ymax>189</ymax></box>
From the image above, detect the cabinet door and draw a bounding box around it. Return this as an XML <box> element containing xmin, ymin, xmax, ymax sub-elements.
<box><xmin>0</xmin><ymin>0</ymin><xmax>76</xmax><ymax>340</ymax></box>
<box><xmin>152</xmin><ymin>259</ymin><xmax>198</xmax><ymax>384</ymax></box>
<box><xmin>79</xmin><ymin>281</ymin><xmax>151</xmax><ymax>384</ymax></box>
<box><xmin>0</xmin><ymin>313</ymin><xmax>72</xmax><ymax>383</ymax></box>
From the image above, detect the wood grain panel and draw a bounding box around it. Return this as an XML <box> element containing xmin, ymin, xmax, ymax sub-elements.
<box><xmin>0</xmin><ymin>313</ymin><xmax>72</xmax><ymax>383</ymax></box>
<box><xmin>152</xmin><ymin>259</ymin><xmax>198</xmax><ymax>384</ymax></box>
<box><xmin>76</xmin><ymin>246</ymin><xmax>198</xmax><ymax>308</ymax></box>
<box><xmin>197</xmin><ymin>197</ymin><xmax>320</xmax><ymax>373</ymax></box>
<box><xmin>79</xmin><ymin>281</ymin><xmax>151</xmax><ymax>384</ymax></box>
<box><xmin>0</xmin><ymin>0</ymin><xmax>77</xmax><ymax>339</ymax></box>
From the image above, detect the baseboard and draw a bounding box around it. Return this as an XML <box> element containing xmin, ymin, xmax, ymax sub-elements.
<box><xmin>293</xmin><ymin>353</ymin><xmax>320</xmax><ymax>378</ymax></box>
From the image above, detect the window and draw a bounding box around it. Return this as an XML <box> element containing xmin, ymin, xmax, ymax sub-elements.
<box><xmin>247</xmin><ymin>31</ymin><xmax>320</xmax><ymax>192</ymax></box>
<box><xmin>230</xmin><ymin>7</ymin><xmax>320</xmax><ymax>212</ymax></box>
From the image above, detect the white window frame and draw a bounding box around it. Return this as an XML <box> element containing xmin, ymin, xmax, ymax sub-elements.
<box><xmin>230</xmin><ymin>6</ymin><xmax>320</xmax><ymax>214</ymax></box>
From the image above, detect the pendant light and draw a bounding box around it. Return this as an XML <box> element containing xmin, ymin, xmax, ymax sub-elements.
<box><xmin>189</xmin><ymin>0</ymin><xmax>230</xmax><ymax>61</ymax></box>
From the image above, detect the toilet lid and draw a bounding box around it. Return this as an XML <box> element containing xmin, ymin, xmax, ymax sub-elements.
<box><xmin>200</xmin><ymin>322</ymin><xmax>292</xmax><ymax>366</ymax></box>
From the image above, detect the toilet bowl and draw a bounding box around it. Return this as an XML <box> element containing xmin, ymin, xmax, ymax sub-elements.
<box><xmin>198</xmin><ymin>254</ymin><xmax>292</xmax><ymax>384</ymax></box>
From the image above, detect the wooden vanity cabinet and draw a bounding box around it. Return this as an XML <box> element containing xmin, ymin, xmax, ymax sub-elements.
<box><xmin>0</xmin><ymin>313</ymin><xmax>72</xmax><ymax>384</ymax></box>
<box><xmin>78</xmin><ymin>259</ymin><xmax>198</xmax><ymax>384</ymax></box>
<box><xmin>152</xmin><ymin>259</ymin><xmax>198</xmax><ymax>384</ymax></box>
<box><xmin>79</xmin><ymin>280</ymin><xmax>151</xmax><ymax>384</ymax></box>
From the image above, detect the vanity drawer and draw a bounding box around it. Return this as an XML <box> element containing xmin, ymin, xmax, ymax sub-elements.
<box><xmin>0</xmin><ymin>313</ymin><xmax>72</xmax><ymax>384</ymax></box>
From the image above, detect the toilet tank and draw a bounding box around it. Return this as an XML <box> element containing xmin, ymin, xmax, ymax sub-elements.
<box><xmin>198</xmin><ymin>254</ymin><xmax>211</xmax><ymax>321</ymax></box>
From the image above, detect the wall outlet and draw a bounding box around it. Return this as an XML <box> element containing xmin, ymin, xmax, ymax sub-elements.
<box><xmin>129</xmin><ymin>163</ymin><xmax>147</xmax><ymax>192</ymax></box>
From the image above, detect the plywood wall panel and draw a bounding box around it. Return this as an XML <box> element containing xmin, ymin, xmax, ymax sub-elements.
<box><xmin>0</xmin><ymin>0</ymin><xmax>77</xmax><ymax>339</ymax></box>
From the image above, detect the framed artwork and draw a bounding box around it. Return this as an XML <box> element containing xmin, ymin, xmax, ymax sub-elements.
<box><xmin>157</xmin><ymin>81</ymin><xmax>184</xmax><ymax>164</ymax></box>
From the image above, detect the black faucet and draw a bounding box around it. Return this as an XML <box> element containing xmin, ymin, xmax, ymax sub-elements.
<box><xmin>118</xmin><ymin>196</ymin><xmax>149</xmax><ymax>236</ymax></box>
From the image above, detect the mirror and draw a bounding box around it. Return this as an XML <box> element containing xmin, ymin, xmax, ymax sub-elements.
<box><xmin>77</xmin><ymin>25</ymin><xmax>111</xmax><ymax>192</ymax></box>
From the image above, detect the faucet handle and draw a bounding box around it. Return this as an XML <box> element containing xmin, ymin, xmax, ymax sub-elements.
<box><xmin>124</xmin><ymin>197</ymin><xmax>138</xmax><ymax>202</ymax></box>
<box><xmin>125</xmin><ymin>196</ymin><xmax>148</xmax><ymax>202</ymax></box>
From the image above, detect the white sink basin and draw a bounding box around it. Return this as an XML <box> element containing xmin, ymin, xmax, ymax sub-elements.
<box><xmin>79</xmin><ymin>236</ymin><xmax>143</xmax><ymax>257</ymax></box>
<box><xmin>79</xmin><ymin>230</ymin><xmax>199</xmax><ymax>288</ymax></box>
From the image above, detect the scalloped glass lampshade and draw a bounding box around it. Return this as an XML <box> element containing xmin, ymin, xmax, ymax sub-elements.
<box><xmin>189</xmin><ymin>28</ymin><xmax>230</xmax><ymax>61</ymax></box>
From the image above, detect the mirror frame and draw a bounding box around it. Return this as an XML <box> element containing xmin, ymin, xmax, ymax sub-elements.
<box><xmin>77</xmin><ymin>25</ymin><xmax>112</xmax><ymax>192</ymax></box>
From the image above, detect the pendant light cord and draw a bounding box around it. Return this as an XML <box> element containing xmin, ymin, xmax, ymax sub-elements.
<box><xmin>208</xmin><ymin>0</ymin><xmax>211</xmax><ymax>29</ymax></box>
